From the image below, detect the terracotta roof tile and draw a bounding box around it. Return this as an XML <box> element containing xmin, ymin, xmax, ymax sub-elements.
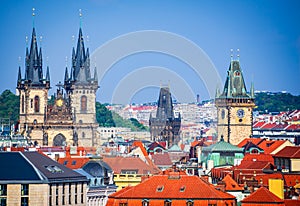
<box><xmin>241</xmin><ymin>187</ymin><xmax>284</xmax><ymax>204</ymax></box>
<box><xmin>132</xmin><ymin>141</ymin><xmax>148</xmax><ymax>156</ymax></box>
<box><xmin>222</xmin><ymin>174</ymin><xmax>243</xmax><ymax>191</ymax></box>
<box><xmin>243</xmin><ymin>153</ymin><xmax>274</xmax><ymax>163</ymax></box>
<box><xmin>58</xmin><ymin>157</ymin><xmax>90</xmax><ymax>169</ymax></box>
<box><xmin>258</xmin><ymin>140</ymin><xmax>288</xmax><ymax>155</ymax></box>
<box><xmin>109</xmin><ymin>173</ymin><xmax>235</xmax><ymax>200</ymax></box>
<box><xmin>103</xmin><ymin>156</ymin><xmax>160</xmax><ymax>175</ymax></box>
<box><xmin>237</xmin><ymin>138</ymin><xmax>264</xmax><ymax>148</ymax></box>
<box><xmin>151</xmin><ymin>153</ymin><xmax>172</xmax><ymax>166</ymax></box>
<box><xmin>273</xmin><ymin>146</ymin><xmax>300</xmax><ymax>158</ymax></box>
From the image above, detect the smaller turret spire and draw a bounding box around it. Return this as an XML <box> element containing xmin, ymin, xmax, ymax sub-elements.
<box><xmin>93</xmin><ymin>67</ymin><xmax>98</xmax><ymax>82</ymax></box>
<box><xmin>250</xmin><ymin>82</ymin><xmax>254</xmax><ymax>98</ymax></box>
<box><xmin>18</xmin><ymin>66</ymin><xmax>22</xmax><ymax>82</ymax></box>
<box><xmin>64</xmin><ymin>67</ymin><xmax>69</xmax><ymax>82</ymax></box>
<box><xmin>46</xmin><ymin>66</ymin><xmax>50</xmax><ymax>82</ymax></box>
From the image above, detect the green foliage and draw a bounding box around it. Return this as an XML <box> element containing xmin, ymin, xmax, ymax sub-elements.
<box><xmin>0</xmin><ymin>90</ymin><xmax>20</xmax><ymax>123</ymax></box>
<box><xmin>95</xmin><ymin>102</ymin><xmax>148</xmax><ymax>131</ymax></box>
<box><xmin>255</xmin><ymin>92</ymin><xmax>300</xmax><ymax>113</ymax></box>
<box><xmin>96</xmin><ymin>102</ymin><xmax>116</xmax><ymax>127</ymax></box>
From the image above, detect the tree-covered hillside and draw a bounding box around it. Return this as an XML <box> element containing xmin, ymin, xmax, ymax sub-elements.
<box><xmin>254</xmin><ymin>92</ymin><xmax>300</xmax><ymax>113</ymax></box>
<box><xmin>0</xmin><ymin>90</ymin><xmax>19</xmax><ymax>123</ymax></box>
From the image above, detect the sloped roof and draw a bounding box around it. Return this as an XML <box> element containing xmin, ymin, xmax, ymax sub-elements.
<box><xmin>151</xmin><ymin>153</ymin><xmax>172</xmax><ymax>167</ymax></box>
<box><xmin>168</xmin><ymin>144</ymin><xmax>182</xmax><ymax>152</ymax></box>
<box><xmin>0</xmin><ymin>152</ymin><xmax>87</xmax><ymax>184</ymax></box>
<box><xmin>109</xmin><ymin>173</ymin><xmax>235</xmax><ymax>200</ymax></box>
<box><xmin>202</xmin><ymin>138</ymin><xmax>243</xmax><ymax>153</ymax></box>
<box><xmin>237</xmin><ymin>138</ymin><xmax>265</xmax><ymax>148</ymax></box>
<box><xmin>58</xmin><ymin>157</ymin><xmax>90</xmax><ymax>169</ymax></box>
<box><xmin>222</xmin><ymin>174</ymin><xmax>243</xmax><ymax>191</ymax></box>
<box><xmin>132</xmin><ymin>141</ymin><xmax>148</xmax><ymax>156</ymax></box>
<box><xmin>243</xmin><ymin>153</ymin><xmax>274</xmax><ymax>163</ymax></box>
<box><xmin>103</xmin><ymin>156</ymin><xmax>160</xmax><ymax>175</ymax></box>
<box><xmin>258</xmin><ymin>140</ymin><xmax>289</xmax><ymax>155</ymax></box>
<box><xmin>241</xmin><ymin>187</ymin><xmax>284</xmax><ymax>204</ymax></box>
<box><xmin>273</xmin><ymin>146</ymin><xmax>300</xmax><ymax>158</ymax></box>
<box><xmin>22</xmin><ymin>152</ymin><xmax>87</xmax><ymax>182</ymax></box>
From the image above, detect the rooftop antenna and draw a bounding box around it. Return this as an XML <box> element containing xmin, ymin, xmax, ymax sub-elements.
<box><xmin>32</xmin><ymin>8</ymin><xmax>35</xmax><ymax>28</ymax></box>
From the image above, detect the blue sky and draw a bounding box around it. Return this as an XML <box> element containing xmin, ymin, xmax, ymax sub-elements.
<box><xmin>0</xmin><ymin>0</ymin><xmax>299</xmax><ymax>104</ymax></box>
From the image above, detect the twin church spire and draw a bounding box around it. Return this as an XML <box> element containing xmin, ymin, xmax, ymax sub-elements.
<box><xmin>18</xmin><ymin>10</ymin><xmax>98</xmax><ymax>90</ymax></box>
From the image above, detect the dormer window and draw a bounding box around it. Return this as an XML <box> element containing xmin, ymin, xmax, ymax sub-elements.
<box><xmin>156</xmin><ymin>185</ymin><xmax>164</xmax><ymax>192</ymax></box>
<box><xmin>180</xmin><ymin>185</ymin><xmax>186</xmax><ymax>192</ymax></box>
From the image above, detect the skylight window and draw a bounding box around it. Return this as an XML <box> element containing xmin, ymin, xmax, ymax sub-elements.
<box><xmin>156</xmin><ymin>185</ymin><xmax>164</xmax><ymax>192</ymax></box>
<box><xmin>45</xmin><ymin>165</ymin><xmax>64</xmax><ymax>173</ymax></box>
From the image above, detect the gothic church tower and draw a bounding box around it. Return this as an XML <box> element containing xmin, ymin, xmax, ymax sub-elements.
<box><xmin>215</xmin><ymin>54</ymin><xmax>255</xmax><ymax>145</ymax></box>
<box><xmin>17</xmin><ymin>27</ymin><xmax>50</xmax><ymax>142</ymax></box>
<box><xmin>64</xmin><ymin>27</ymin><xmax>99</xmax><ymax>146</ymax></box>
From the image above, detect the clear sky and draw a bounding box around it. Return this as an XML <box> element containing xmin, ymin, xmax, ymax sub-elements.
<box><xmin>0</xmin><ymin>0</ymin><xmax>299</xmax><ymax>104</ymax></box>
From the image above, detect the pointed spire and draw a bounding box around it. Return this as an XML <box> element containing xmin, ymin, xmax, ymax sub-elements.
<box><xmin>215</xmin><ymin>86</ymin><xmax>220</xmax><ymax>98</ymax></box>
<box><xmin>46</xmin><ymin>66</ymin><xmax>50</xmax><ymax>82</ymax></box>
<box><xmin>38</xmin><ymin>47</ymin><xmax>43</xmax><ymax>67</ymax></box>
<box><xmin>64</xmin><ymin>67</ymin><xmax>69</xmax><ymax>82</ymax></box>
<box><xmin>18</xmin><ymin>66</ymin><xmax>22</xmax><ymax>82</ymax></box>
<box><xmin>93</xmin><ymin>67</ymin><xmax>98</xmax><ymax>82</ymax></box>
<box><xmin>250</xmin><ymin>82</ymin><xmax>254</xmax><ymax>98</ymax></box>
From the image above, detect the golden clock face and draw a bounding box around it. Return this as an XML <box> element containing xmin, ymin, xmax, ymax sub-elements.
<box><xmin>56</xmin><ymin>99</ymin><xmax>63</xmax><ymax>107</ymax></box>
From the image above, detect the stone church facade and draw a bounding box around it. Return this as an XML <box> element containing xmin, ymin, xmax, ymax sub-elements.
<box><xmin>17</xmin><ymin>25</ymin><xmax>98</xmax><ymax>147</ymax></box>
<box><xmin>215</xmin><ymin>56</ymin><xmax>255</xmax><ymax>145</ymax></box>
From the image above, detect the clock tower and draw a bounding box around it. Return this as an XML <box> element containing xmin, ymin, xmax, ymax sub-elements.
<box><xmin>215</xmin><ymin>54</ymin><xmax>255</xmax><ymax>145</ymax></box>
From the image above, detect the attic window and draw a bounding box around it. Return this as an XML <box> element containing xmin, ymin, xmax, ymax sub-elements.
<box><xmin>45</xmin><ymin>165</ymin><xmax>64</xmax><ymax>173</ymax></box>
<box><xmin>156</xmin><ymin>185</ymin><xmax>164</xmax><ymax>192</ymax></box>
<box><xmin>180</xmin><ymin>186</ymin><xmax>186</xmax><ymax>192</ymax></box>
<box><xmin>71</xmin><ymin>160</ymin><xmax>77</xmax><ymax>165</ymax></box>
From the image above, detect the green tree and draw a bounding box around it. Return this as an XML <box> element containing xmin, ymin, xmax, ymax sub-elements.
<box><xmin>96</xmin><ymin>102</ymin><xmax>116</xmax><ymax>127</ymax></box>
<box><xmin>0</xmin><ymin>90</ymin><xmax>20</xmax><ymax>123</ymax></box>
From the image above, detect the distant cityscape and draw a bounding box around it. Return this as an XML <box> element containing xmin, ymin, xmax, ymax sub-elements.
<box><xmin>0</xmin><ymin>8</ymin><xmax>300</xmax><ymax>206</ymax></box>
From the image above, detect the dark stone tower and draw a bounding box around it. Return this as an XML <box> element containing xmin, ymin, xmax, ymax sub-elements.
<box><xmin>64</xmin><ymin>27</ymin><xmax>99</xmax><ymax>146</ymax></box>
<box><xmin>149</xmin><ymin>86</ymin><xmax>181</xmax><ymax>147</ymax></box>
<box><xmin>215</xmin><ymin>55</ymin><xmax>255</xmax><ymax>145</ymax></box>
<box><xmin>17</xmin><ymin>27</ymin><xmax>50</xmax><ymax>143</ymax></box>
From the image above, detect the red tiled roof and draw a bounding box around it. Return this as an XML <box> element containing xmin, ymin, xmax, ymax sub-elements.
<box><xmin>243</xmin><ymin>153</ymin><xmax>274</xmax><ymax>163</ymax></box>
<box><xmin>237</xmin><ymin>138</ymin><xmax>264</xmax><ymax>148</ymax></box>
<box><xmin>103</xmin><ymin>156</ymin><xmax>160</xmax><ymax>175</ymax></box>
<box><xmin>109</xmin><ymin>173</ymin><xmax>235</xmax><ymax>200</ymax></box>
<box><xmin>57</xmin><ymin>157</ymin><xmax>90</xmax><ymax>169</ymax></box>
<box><xmin>258</xmin><ymin>140</ymin><xmax>288</xmax><ymax>155</ymax></box>
<box><xmin>273</xmin><ymin>146</ymin><xmax>300</xmax><ymax>158</ymax></box>
<box><xmin>241</xmin><ymin>187</ymin><xmax>284</xmax><ymax>204</ymax></box>
<box><xmin>284</xmin><ymin>199</ymin><xmax>300</xmax><ymax>206</ymax></box>
<box><xmin>236</xmin><ymin>160</ymin><xmax>274</xmax><ymax>170</ymax></box>
<box><xmin>253</xmin><ymin>121</ymin><xmax>265</xmax><ymax>128</ymax></box>
<box><xmin>261</xmin><ymin>123</ymin><xmax>277</xmax><ymax>129</ymax></box>
<box><xmin>254</xmin><ymin>173</ymin><xmax>300</xmax><ymax>188</ymax></box>
<box><xmin>222</xmin><ymin>174</ymin><xmax>243</xmax><ymax>191</ymax></box>
<box><xmin>132</xmin><ymin>141</ymin><xmax>148</xmax><ymax>156</ymax></box>
<box><xmin>286</xmin><ymin>124</ymin><xmax>300</xmax><ymax>131</ymax></box>
<box><xmin>151</xmin><ymin>153</ymin><xmax>172</xmax><ymax>166</ymax></box>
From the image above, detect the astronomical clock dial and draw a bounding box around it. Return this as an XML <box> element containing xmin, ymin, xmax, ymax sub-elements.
<box><xmin>56</xmin><ymin>99</ymin><xmax>63</xmax><ymax>107</ymax></box>
<box><xmin>236</xmin><ymin>109</ymin><xmax>245</xmax><ymax>118</ymax></box>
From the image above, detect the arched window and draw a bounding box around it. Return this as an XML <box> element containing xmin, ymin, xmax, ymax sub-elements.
<box><xmin>34</xmin><ymin>96</ymin><xmax>40</xmax><ymax>113</ymax></box>
<box><xmin>21</xmin><ymin>95</ymin><xmax>25</xmax><ymax>113</ymax></box>
<box><xmin>81</xmin><ymin>96</ymin><xmax>87</xmax><ymax>112</ymax></box>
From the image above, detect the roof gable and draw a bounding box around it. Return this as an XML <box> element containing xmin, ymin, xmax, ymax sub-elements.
<box><xmin>241</xmin><ymin>187</ymin><xmax>284</xmax><ymax>203</ymax></box>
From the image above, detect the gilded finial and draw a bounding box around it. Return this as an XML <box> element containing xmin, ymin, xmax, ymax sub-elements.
<box><xmin>25</xmin><ymin>36</ymin><xmax>28</xmax><ymax>46</ymax></box>
<box><xmin>230</xmin><ymin>49</ymin><xmax>233</xmax><ymax>61</ymax></box>
<box><xmin>18</xmin><ymin>56</ymin><xmax>21</xmax><ymax>66</ymax></box>
<box><xmin>237</xmin><ymin>48</ymin><xmax>240</xmax><ymax>60</ymax></box>
<box><xmin>32</xmin><ymin>8</ymin><xmax>35</xmax><ymax>27</ymax></box>
<box><xmin>79</xmin><ymin>9</ymin><xmax>82</xmax><ymax>28</ymax></box>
